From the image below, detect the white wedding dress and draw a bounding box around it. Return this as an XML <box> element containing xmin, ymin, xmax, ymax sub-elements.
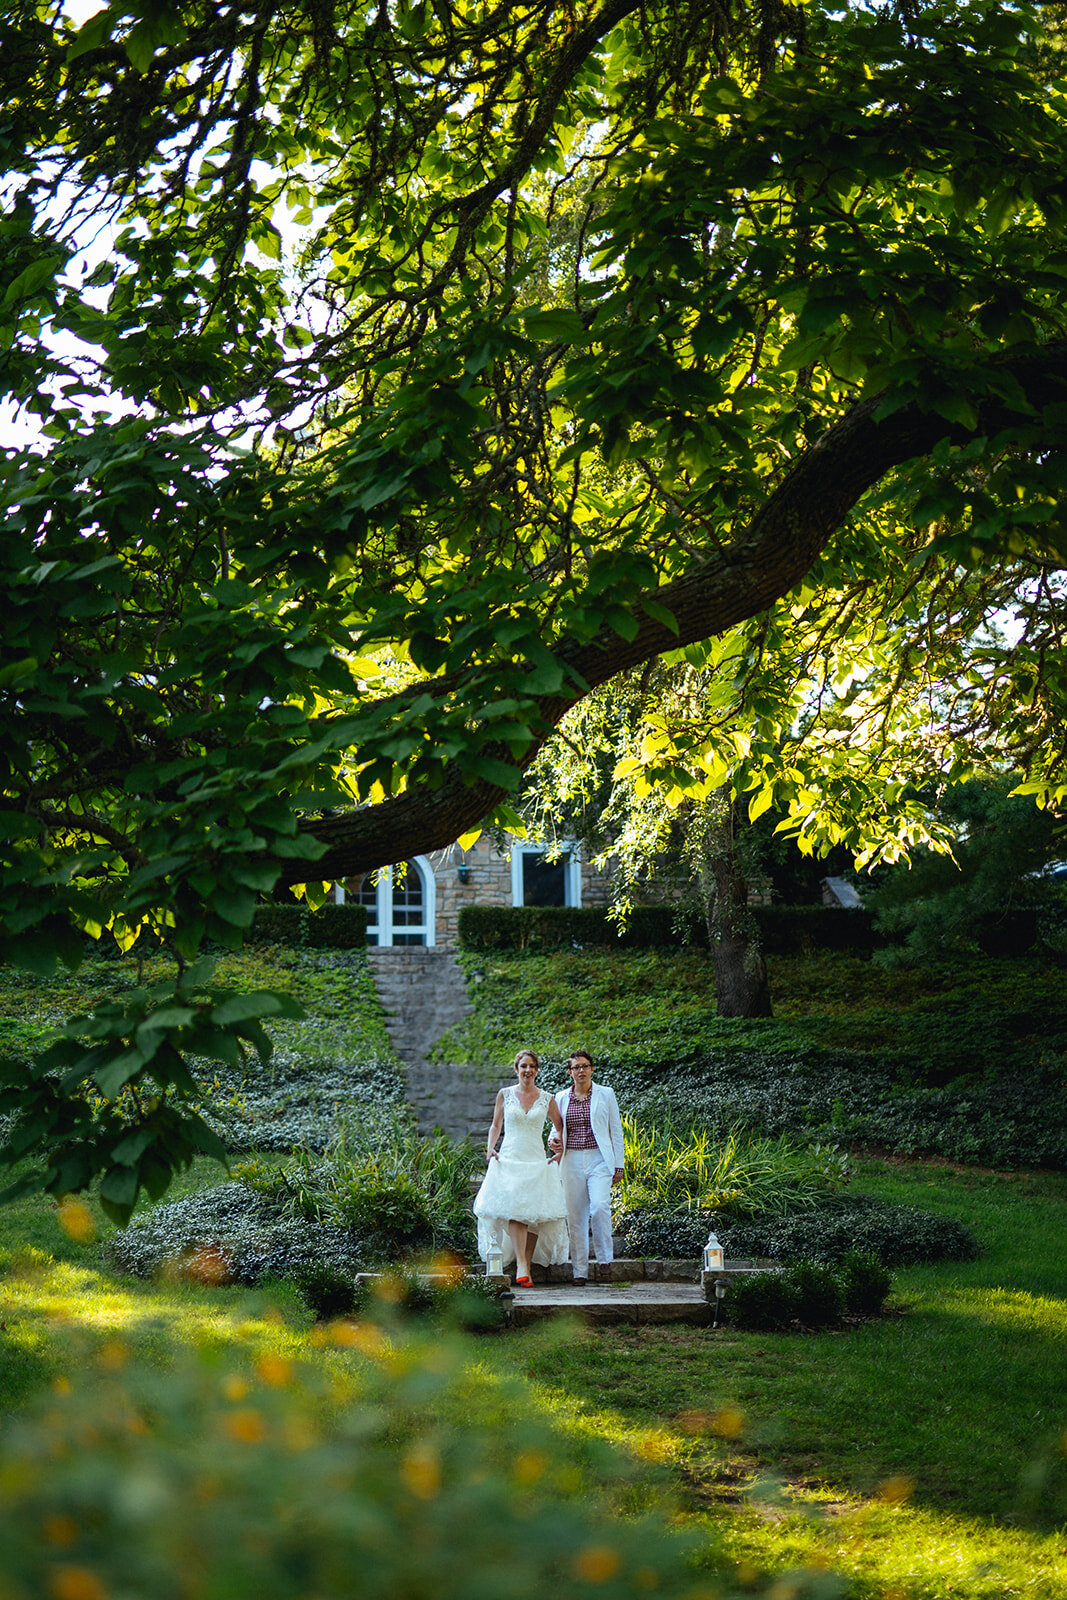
<box><xmin>473</xmin><ymin>1086</ymin><xmax>571</xmax><ymax>1267</ymax></box>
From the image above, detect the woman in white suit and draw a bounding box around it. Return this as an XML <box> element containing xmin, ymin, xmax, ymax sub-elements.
<box><xmin>549</xmin><ymin>1050</ymin><xmax>625</xmax><ymax>1286</ymax></box>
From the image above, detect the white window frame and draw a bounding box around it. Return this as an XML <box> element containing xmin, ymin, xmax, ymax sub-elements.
<box><xmin>359</xmin><ymin>855</ymin><xmax>437</xmax><ymax>946</ymax></box>
<box><xmin>509</xmin><ymin>841</ymin><xmax>582</xmax><ymax>909</ymax></box>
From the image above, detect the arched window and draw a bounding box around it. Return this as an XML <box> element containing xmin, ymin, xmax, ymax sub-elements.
<box><xmin>351</xmin><ymin>857</ymin><xmax>436</xmax><ymax>946</ymax></box>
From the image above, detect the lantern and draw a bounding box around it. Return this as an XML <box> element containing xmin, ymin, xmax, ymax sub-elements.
<box><xmin>702</xmin><ymin>1231</ymin><xmax>724</xmax><ymax>1272</ymax></box>
<box><xmin>486</xmin><ymin>1244</ymin><xmax>504</xmax><ymax>1277</ymax></box>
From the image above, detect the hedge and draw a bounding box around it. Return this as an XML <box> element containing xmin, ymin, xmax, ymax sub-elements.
<box><xmin>250</xmin><ymin>902</ymin><xmax>368</xmax><ymax>949</ymax></box>
<box><xmin>457</xmin><ymin>903</ymin><xmax>883</xmax><ymax>956</ymax></box>
<box><xmin>457</xmin><ymin>904</ymin><xmax>707</xmax><ymax>951</ymax></box>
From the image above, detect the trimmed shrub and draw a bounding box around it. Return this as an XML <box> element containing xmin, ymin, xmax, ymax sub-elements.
<box><xmin>727</xmin><ymin>1271</ymin><xmax>799</xmax><ymax>1331</ymax></box>
<box><xmin>790</xmin><ymin>1260</ymin><xmax>846</xmax><ymax>1327</ymax></box>
<box><xmin>250</xmin><ymin>903</ymin><xmax>368</xmax><ymax>949</ymax></box>
<box><xmin>839</xmin><ymin>1249</ymin><xmax>893</xmax><ymax>1315</ymax></box>
<box><xmin>458</xmin><ymin>904</ymin><xmax>886</xmax><ymax>956</ymax></box>
<box><xmin>458</xmin><ymin>905</ymin><xmax>707</xmax><ymax>952</ymax></box>
<box><xmin>250</xmin><ymin>903</ymin><xmax>307</xmax><ymax>945</ymax></box>
<box><xmin>296</xmin><ymin>1262</ymin><xmax>359</xmax><ymax>1320</ymax></box>
<box><xmin>751</xmin><ymin>905</ymin><xmax>885</xmax><ymax>958</ymax></box>
<box><xmin>306</xmin><ymin>903</ymin><xmax>370</xmax><ymax>949</ymax></box>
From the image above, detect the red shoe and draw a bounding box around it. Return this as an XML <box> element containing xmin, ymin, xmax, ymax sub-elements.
<box><xmin>515</xmin><ymin>1276</ymin><xmax>533</xmax><ymax>1288</ymax></box>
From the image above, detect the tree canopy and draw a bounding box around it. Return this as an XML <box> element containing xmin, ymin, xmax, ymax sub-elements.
<box><xmin>3</xmin><ymin>0</ymin><xmax>1067</xmax><ymax>1211</ymax></box>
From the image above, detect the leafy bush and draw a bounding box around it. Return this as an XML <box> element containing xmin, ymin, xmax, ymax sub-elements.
<box><xmin>613</xmin><ymin>1207</ymin><xmax>711</xmax><ymax>1259</ymax></box>
<box><xmin>617</xmin><ymin>1118</ymin><xmax>850</xmax><ymax>1216</ymax></box>
<box><xmin>251</xmin><ymin>902</ymin><xmax>368</xmax><ymax>948</ymax></box>
<box><xmin>111</xmin><ymin>1111</ymin><xmax>479</xmax><ymax>1285</ymax></box>
<box><xmin>0</xmin><ymin>1339</ymin><xmax>724</xmax><ymax>1600</ymax></box>
<box><xmin>839</xmin><ymin>1249</ymin><xmax>892</xmax><ymax>1315</ymax></box>
<box><xmin>331</xmin><ymin>1166</ymin><xmax>435</xmax><ymax>1256</ymax></box>
<box><xmin>726</xmin><ymin>1271</ymin><xmax>799</xmax><ymax>1331</ymax></box>
<box><xmin>295</xmin><ymin>1261</ymin><xmax>359</xmax><ymax>1319</ymax></box>
<box><xmin>790</xmin><ymin>1260</ymin><xmax>846</xmax><ymax>1327</ymax></box>
<box><xmin>717</xmin><ymin>1194</ymin><xmax>979</xmax><ymax>1268</ymax></box>
<box><xmin>615</xmin><ymin>1193</ymin><xmax>978</xmax><ymax>1268</ymax></box>
<box><xmin>108</xmin><ymin>1182</ymin><xmax>369</xmax><ymax>1285</ymax></box>
<box><xmin>351</xmin><ymin>1269</ymin><xmax>507</xmax><ymax>1331</ymax></box>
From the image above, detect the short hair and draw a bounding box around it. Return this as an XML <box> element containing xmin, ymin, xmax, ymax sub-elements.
<box><xmin>567</xmin><ymin>1050</ymin><xmax>593</xmax><ymax>1070</ymax></box>
<box><xmin>513</xmin><ymin>1049</ymin><xmax>540</xmax><ymax>1071</ymax></box>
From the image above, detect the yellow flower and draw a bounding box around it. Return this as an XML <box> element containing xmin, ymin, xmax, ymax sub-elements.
<box><xmin>330</xmin><ymin>1320</ymin><xmax>389</xmax><ymax>1359</ymax></box>
<box><xmin>48</xmin><ymin>1567</ymin><xmax>108</xmax><ymax>1600</ymax></box>
<box><xmin>97</xmin><ymin>1340</ymin><xmax>128</xmax><ymax>1373</ymax></box>
<box><xmin>55</xmin><ymin>1198</ymin><xmax>95</xmax><ymax>1245</ymax></box>
<box><xmin>573</xmin><ymin>1546</ymin><xmax>621</xmax><ymax>1583</ymax></box>
<box><xmin>875</xmin><ymin>1474</ymin><xmax>915</xmax><ymax>1506</ymax></box>
<box><xmin>709</xmin><ymin>1406</ymin><xmax>745</xmax><ymax>1439</ymax></box>
<box><xmin>42</xmin><ymin>1515</ymin><xmax>78</xmax><ymax>1549</ymax></box>
<box><xmin>513</xmin><ymin>1449</ymin><xmax>548</xmax><ymax>1486</ymax></box>
<box><xmin>254</xmin><ymin>1353</ymin><xmax>293</xmax><ymax>1387</ymax></box>
<box><xmin>223</xmin><ymin>1408</ymin><xmax>267</xmax><ymax>1444</ymax></box>
<box><xmin>400</xmin><ymin>1443</ymin><xmax>441</xmax><ymax>1500</ymax></box>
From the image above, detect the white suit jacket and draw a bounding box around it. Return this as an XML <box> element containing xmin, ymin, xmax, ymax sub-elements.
<box><xmin>556</xmin><ymin>1082</ymin><xmax>625</xmax><ymax>1172</ymax></box>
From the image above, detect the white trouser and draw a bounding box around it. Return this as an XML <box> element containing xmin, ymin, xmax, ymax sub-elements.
<box><xmin>562</xmin><ymin>1147</ymin><xmax>614</xmax><ymax>1277</ymax></box>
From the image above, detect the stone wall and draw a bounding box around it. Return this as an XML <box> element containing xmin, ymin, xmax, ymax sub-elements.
<box><xmin>429</xmin><ymin>835</ymin><xmax>612</xmax><ymax>947</ymax></box>
<box><xmin>340</xmin><ymin>833</ymin><xmax>613</xmax><ymax>948</ymax></box>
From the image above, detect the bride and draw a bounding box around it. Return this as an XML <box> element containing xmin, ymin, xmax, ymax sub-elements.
<box><xmin>473</xmin><ymin>1049</ymin><xmax>570</xmax><ymax>1287</ymax></box>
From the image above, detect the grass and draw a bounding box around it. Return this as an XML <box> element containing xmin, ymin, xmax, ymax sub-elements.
<box><xmin>3</xmin><ymin>1158</ymin><xmax>1065</xmax><ymax>1596</ymax></box>
<box><xmin>0</xmin><ymin>1156</ymin><xmax>308</xmax><ymax>1410</ymax></box>
<box><xmin>484</xmin><ymin>1162</ymin><xmax>1067</xmax><ymax>1596</ymax></box>
<box><xmin>2</xmin><ymin>943</ymin><xmax>1066</xmax><ymax>1596</ymax></box>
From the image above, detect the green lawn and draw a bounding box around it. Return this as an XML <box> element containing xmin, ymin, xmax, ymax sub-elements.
<box><xmin>491</xmin><ymin>1162</ymin><xmax>1067</xmax><ymax>1597</ymax></box>
<box><xmin>3</xmin><ymin>1157</ymin><xmax>1065</xmax><ymax>1597</ymax></box>
<box><xmin>2</xmin><ymin>945</ymin><xmax>1066</xmax><ymax>1596</ymax></box>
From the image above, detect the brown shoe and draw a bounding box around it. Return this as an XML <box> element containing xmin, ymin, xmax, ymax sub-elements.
<box><xmin>572</xmin><ymin>1277</ymin><xmax>587</xmax><ymax>1287</ymax></box>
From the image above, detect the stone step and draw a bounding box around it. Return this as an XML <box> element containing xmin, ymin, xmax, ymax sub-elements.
<box><xmin>508</xmin><ymin>1281</ymin><xmax>712</xmax><ymax>1327</ymax></box>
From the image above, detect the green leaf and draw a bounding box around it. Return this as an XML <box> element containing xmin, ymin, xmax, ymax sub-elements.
<box><xmin>518</xmin><ymin>307</ymin><xmax>587</xmax><ymax>342</ymax></box>
<box><xmin>211</xmin><ymin>991</ymin><xmax>303</xmax><ymax>1025</ymax></box>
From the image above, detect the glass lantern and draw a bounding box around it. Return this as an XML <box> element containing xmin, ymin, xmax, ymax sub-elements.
<box><xmin>485</xmin><ymin>1244</ymin><xmax>504</xmax><ymax>1277</ymax></box>
<box><xmin>702</xmin><ymin>1231</ymin><xmax>724</xmax><ymax>1272</ymax></box>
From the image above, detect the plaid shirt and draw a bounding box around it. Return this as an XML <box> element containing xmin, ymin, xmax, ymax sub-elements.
<box><xmin>565</xmin><ymin>1092</ymin><xmax>598</xmax><ymax>1150</ymax></box>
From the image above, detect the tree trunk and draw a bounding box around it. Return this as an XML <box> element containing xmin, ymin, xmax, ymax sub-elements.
<box><xmin>703</xmin><ymin>807</ymin><xmax>773</xmax><ymax>1018</ymax></box>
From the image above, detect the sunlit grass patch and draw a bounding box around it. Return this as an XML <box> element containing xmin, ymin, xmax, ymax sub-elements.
<box><xmin>932</xmin><ymin>1283</ymin><xmax>1067</xmax><ymax>1340</ymax></box>
<box><xmin>707</xmin><ymin>1493</ymin><xmax>1067</xmax><ymax>1600</ymax></box>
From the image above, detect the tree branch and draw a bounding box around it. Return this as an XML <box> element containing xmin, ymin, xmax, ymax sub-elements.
<box><xmin>280</xmin><ymin>341</ymin><xmax>1067</xmax><ymax>884</ymax></box>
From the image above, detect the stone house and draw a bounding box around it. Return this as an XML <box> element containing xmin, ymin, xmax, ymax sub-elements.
<box><xmin>333</xmin><ymin>836</ymin><xmax>613</xmax><ymax>948</ymax></box>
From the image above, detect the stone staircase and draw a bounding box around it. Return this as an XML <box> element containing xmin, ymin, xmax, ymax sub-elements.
<box><xmin>491</xmin><ymin>1258</ymin><xmax>775</xmax><ymax>1328</ymax></box>
<box><xmin>366</xmin><ymin>947</ymin><xmax>498</xmax><ymax>1143</ymax></box>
